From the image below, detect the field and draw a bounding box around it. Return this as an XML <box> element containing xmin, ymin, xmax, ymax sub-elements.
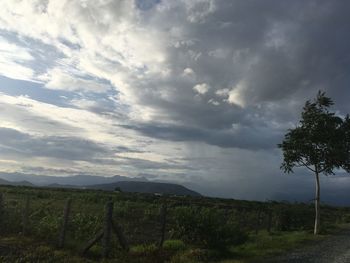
<box><xmin>0</xmin><ymin>185</ymin><xmax>349</xmax><ymax>262</ymax></box>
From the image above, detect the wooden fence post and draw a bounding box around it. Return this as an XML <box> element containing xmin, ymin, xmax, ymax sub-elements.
<box><xmin>238</xmin><ymin>208</ymin><xmax>246</xmax><ymax>229</ymax></box>
<box><xmin>0</xmin><ymin>193</ymin><xmax>3</xmax><ymax>225</ymax></box>
<box><xmin>58</xmin><ymin>198</ymin><xmax>72</xmax><ymax>248</ymax></box>
<box><xmin>255</xmin><ymin>210</ymin><xmax>261</xmax><ymax>235</ymax></box>
<box><xmin>82</xmin><ymin>229</ymin><xmax>104</xmax><ymax>255</ymax></box>
<box><xmin>103</xmin><ymin>201</ymin><xmax>113</xmax><ymax>258</ymax></box>
<box><xmin>267</xmin><ymin>209</ymin><xmax>272</xmax><ymax>233</ymax></box>
<box><xmin>111</xmin><ymin>220</ymin><xmax>129</xmax><ymax>251</ymax></box>
<box><xmin>158</xmin><ymin>203</ymin><xmax>167</xmax><ymax>249</ymax></box>
<box><xmin>22</xmin><ymin>196</ymin><xmax>30</xmax><ymax>236</ymax></box>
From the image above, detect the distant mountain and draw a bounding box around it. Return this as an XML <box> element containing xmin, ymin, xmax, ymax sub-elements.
<box><xmin>0</xmin><ymin>177</ymin><xmax>35</xmax><ymax>187</ymax></box>
<box><xmin>0</xmin><ymin>172</ymin><xmax>147</xmax><ymax>186</ymax></box>
<box><xmin>0</xmin><ymin>173</ymin><xmax>200</xmax><ymax>197</ymax></box>
<box><xmin>88</xmin><ymin>181</ymin><xmax>201</xmax><ymax>196</ymax></box>
<box><xmin>0</xmin><ymin>178</ymin><xmax>11</xmax><ymax>185</ymax></box>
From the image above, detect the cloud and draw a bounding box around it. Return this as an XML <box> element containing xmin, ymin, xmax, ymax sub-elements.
<box><xmin>193</xmin><ymin>83</ymin><xmax>210</xmax><ymax>95</ymax></box>
<box><xmin>0</xmin><ymin>36</ymin><xmax>35</xmax><ymax>81</ymax></box>
<box><xmin>183</xmin><ymin>67</ymin><xmax>195</xmax><ymax>77</ymax></box>
<box><xmin>0</xmin><ymin>127</ymin><xmax>109</xmax><ymax>161</ymax></box>
<box><xmin>120</xmin><ymin>120</ymin><xmax>284</xmax><ymax>150</ymax></box>
<box><xmin>42</xmin><ymin>68</ymin><xmax>110</xmax><ymax>93</ymax></box>
<box><xmin>1</xmin><ymin>1</ymin><xmax>350</xmax><ymax>201</ymax></box>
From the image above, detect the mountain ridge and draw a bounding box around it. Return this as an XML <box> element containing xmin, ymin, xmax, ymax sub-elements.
<box><xmin>0</xmin><ymin>172</ymin><xmax>147</xmax><ymax>186</ymax></box>
<box><xmin>88</xmin><ymin>181</ymin><xmax>201</xmax><ymax>196</ymax></box>
<box><xmin>0</xmin><ymin>173</ymin><xmax>201</xmax><ymax>197</ymax></box>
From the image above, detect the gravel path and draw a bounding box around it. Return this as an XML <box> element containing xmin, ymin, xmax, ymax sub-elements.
<box><xmin>268</xmin><ymin>228</ymin><xmax>350</xmax><ymax>263</ymax></box>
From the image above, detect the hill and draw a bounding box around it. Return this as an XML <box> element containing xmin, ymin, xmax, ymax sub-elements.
<box><xmin>88</xmin><ymin>181</ymin><xmax>201</xmax><ymax>196</ymax></box>
<box><xmin>0</xmin><ymin>178</ymin><xmax>35</xmax><ymax>187</ymax></box>
<box><xmin>0</xmin><ymin>173</ymin><xmax>201</xmax><ymax>197</ymax></box>
<box><xmin>0</xmin><ymin>172</ymin><xmax>147</xmax><ymax>186</ymax></box>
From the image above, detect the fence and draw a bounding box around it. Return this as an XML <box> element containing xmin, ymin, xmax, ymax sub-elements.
<box><xmin>0</xmin><ymin>186</ymin><xmax>349</xmax><ymax>260</ymax></box>
<box><xmin>0</xmin><ymin>189</ymin><xmax>175</xmax><ymax>259</ymax></box>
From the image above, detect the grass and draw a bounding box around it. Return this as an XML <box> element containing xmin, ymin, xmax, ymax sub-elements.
<box><xmin>0</xmin><ymin>224</ymin><xmax>347</xmax><ymax>263</ymax></box>
<box><xmin>0</xmin><ymin>236</ymin><xmax>92</xmax><ymax>263</ymax></box>
<box><xmin>0</xmin><ymin>231</ymin><xmax>321</xmax><ymax>262</ymax></box>
<box><xmin>227</xmin><ymin>230</ymin><xmax>324</xmax><ymax>262</ymax></box>
<box><xmin>163</xmin><ymin>230</ymin><xmax>328</xmax><ymax>263</ymax></box>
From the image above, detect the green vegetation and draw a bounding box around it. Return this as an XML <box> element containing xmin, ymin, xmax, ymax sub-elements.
<box><xmin>0</xmin><ymin>185</ymin><xmax>349</xmax><ymax>262</ymax></box>
<box><xmin>173</xmin><ymin>207</ymin><xmax>248</xmax><ymax>249</ymax></box>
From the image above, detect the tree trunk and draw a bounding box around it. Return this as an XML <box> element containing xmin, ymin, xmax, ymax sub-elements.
<box><xmin>314</xmin><ymin>170</ymin><xmax>320</xmax><ymax>235</ymax></box>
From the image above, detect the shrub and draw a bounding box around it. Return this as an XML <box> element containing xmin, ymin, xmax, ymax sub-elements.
<box><xmin>163</xmin><ymin>239</ymin><xmax>186</xmax><ymax>251</ymax></box>
<box><xmin>173</xmin><ymin>207</ymin><xmax>248</xmax><ymax>250</ymax></box>
<box><xmin>130</xmin><ymin>244</ymin><xmax>158</xmax><ymax>255</ymax></box>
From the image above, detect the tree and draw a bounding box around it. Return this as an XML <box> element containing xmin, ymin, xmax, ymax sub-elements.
<box><xmin>278</xmin><ymin>91</ymin><xmax>350</xmax><ymax>235</ymax></box>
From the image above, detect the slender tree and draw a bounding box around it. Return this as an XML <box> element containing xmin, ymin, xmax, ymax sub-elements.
<box><xmin>279</xmin><ymin>91</ymin><xmax>350</xmax><ymax>234</ymax></box>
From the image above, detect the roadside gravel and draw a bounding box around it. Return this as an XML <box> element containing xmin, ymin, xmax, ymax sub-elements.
<box><xmin>268</xmin><ymin>228</ymin><xmax>350</xmax><ymax>263</ymax></box>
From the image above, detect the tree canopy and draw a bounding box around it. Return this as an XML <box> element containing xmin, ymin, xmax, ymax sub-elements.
<box><xmin>279</xmin><ymin>91</ymin><xmax>350</xmax><ymax>175</ymax></box>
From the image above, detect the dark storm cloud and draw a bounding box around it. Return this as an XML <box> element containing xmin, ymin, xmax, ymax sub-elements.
<box><xmin>122</xmin><ymin>0</ymin><xmax>350</xmax><ymax>149</ymax></box>
<box><xmin>121</xmin><ymin>122</ymin><xmax>283</xmax><ymax>150</ymax></box>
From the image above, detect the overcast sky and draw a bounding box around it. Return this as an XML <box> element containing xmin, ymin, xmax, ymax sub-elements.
<box><xmin>1</xmin><ymin>0</ymin><xmax>350</xmax><ymax>202</ymax></box>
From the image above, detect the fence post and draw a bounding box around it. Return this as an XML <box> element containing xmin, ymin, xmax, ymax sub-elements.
<box><xmin>22</xmin><ymin>196</ymin><xmax>30</xmax><ymax>236</ymax></box>
<box><xmin>58</xmin><ymin>198</ymin><xmax>72</xmax><ymax>248</ymax></box>
<box><xmin>158</xmin><ymin>203</ymin><xmax>167</xmax><ymax>249</ymax></box>
<box><xmin>267</xmin><ymin>209</ymin><xmax>272</xmax><ymax>233</ymax></box>
<box><xmin>103</xmin><ymin>201</ymin><xmax>113</xmax><ymax>258</ymax></box>
<box><xmin>238</xmin><ymin>208</ymin><xmax>246</xmax><ymax>229</ymax></box>
<box><xmin>111</xmin><ymin>220</ymin><xmax>129</xmax><ymax>251</ymax></box>
<box><xmin>82</xmin><ymin>229</ymin><xmax>104</xmax><ymax>255</ymax></box>
<box><xmin>0</xmin><ymin>193</ymin><xmax>3</xmax><ymax>226</ymax></box>
<box><xmin>255</xmin><ymin>210</ymin><xmax>261</xmax><ymax>235</ymax></box>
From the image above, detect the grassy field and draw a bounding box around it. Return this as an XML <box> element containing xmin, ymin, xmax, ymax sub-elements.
<box><xmin>0</xmin><ymin>184</ymin><xmax>349</xmax><ymax>262</ymax></box>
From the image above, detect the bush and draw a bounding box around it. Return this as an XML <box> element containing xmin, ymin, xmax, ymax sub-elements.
<box><xmin>163</xmin><ymin>239</ymin><xmax>186</xmax><ymax>251</ymax></box>
<box><xmin>130</xmin><ymin>244</ymin><xmax>158</xmax><ymax>255</ymax></box>
<box><xmin>173</xmin><ymin>207</ymin><xmax>248</xmax><ymax>250</ymax></box>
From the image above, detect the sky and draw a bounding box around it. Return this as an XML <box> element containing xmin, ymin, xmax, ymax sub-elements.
<box><xmin>1</xmin><ymin>0</ymin><xmax>350</xmax><ymax>203</ymax></box>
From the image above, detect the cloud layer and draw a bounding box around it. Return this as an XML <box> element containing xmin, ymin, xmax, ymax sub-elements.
<box><xmin>0</xmin><ymin>0</ymin><xmax>350</xmax><ymax>201</ymax></box>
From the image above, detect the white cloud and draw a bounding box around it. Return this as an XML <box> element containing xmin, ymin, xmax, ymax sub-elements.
<box><xmin>208</xmin><ymin>99</ymin><xmax>220</xmax><ymax>106</ymax></box>
<box><xmin>215</xmin><ymin>88</ymin><xmax>230</xmax><ymax>97</ymax></box>
<box><xmin>183</xmin><ymin>67</ymin><xmax>195</xmax><ymax>77</ymax></box>
<box><xmin>215</xmin><ymin>85</ymin><xmax>246</xmax><ymax>107</ymax></box>
<box><xmin>0</xmin><ymin>92</ymin><xmax>191</xmax><ymax>176</ymax></box>
<box><xmin>227</xmin><ymin>90</ymin><xmax>244</xmax><ymax>107</ymax></box>
<box><xmin>0</xmin><ymin>37</ymin><xmax>35</xmax><ymax>81</ymax></box>
<box><xmin>42</xmin><ymin>68</ymin><xmax>110</xmax><ymax>93</ymax></box>
<box><xmin>193</xmin><ymin>83</ymin><xmax>210</xmax><ymax>94</ymax></box>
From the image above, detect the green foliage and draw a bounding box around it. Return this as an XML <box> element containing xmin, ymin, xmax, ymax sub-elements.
<box><xmin>169</xmin><ymin>248</ymin><xmax>220</xmax><ymax>263</ymax></box>
<box><xmin>279</xmin><ymin>91</ymin><xmax>350</xmax><ymax>174</ymax></box>
<box><xmin>70</xmin><ymin>212</ymin><xmax>103</xmax><ymax>241</ymax></box>
<box><xmin>275</xmin><ymin>204</ymin><xmax>314</xmax><ymax>231</ymax></box>
<box><xmin>34</xmin><ymin>213</ymin><xmax>61</xmax><ymax>239</ymax></box>
<box><xmin>163</xmin><ymin>239</ymin><xmax>186</xmax><ymax>251</ymax></box>
<box><xmin>173</xmin><ymin>207</ymin><xmax>248</xmax><ymax>249</ymax></box>
<box><xmin>130</xmin><ymin>244</ymin><xmax>158</xmax><ymax>254</ymax></box>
